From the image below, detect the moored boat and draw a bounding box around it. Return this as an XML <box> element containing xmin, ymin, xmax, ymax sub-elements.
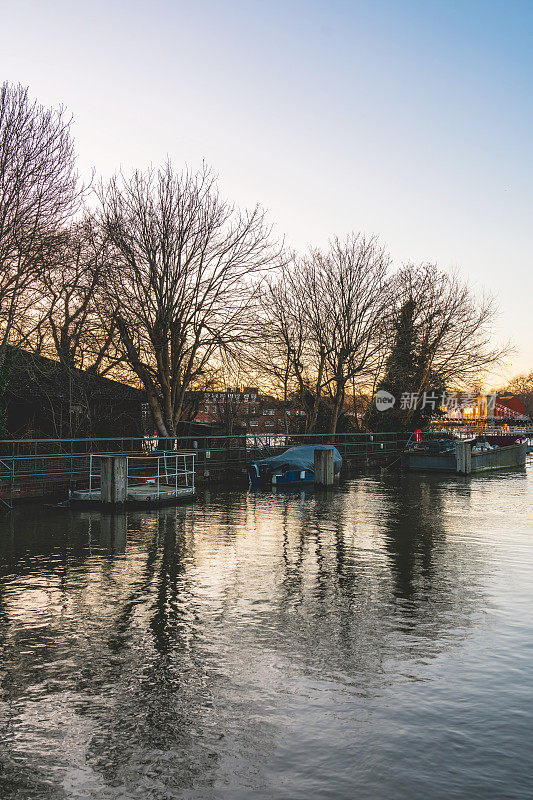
<box><xmin>404</xmin><ymin>434</ymin><xmax>527</xmax><ymax>474</ymax></box>
<box><xmin>249</xmin><ymin>445</ymin><xmax>342</xmax><ymax>487</ymax></box>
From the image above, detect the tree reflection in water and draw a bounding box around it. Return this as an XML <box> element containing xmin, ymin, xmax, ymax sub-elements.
<box><xmin>0</xmin><ymin>478</ymin><xmax>490</xmax><ymax>799</ymax></box>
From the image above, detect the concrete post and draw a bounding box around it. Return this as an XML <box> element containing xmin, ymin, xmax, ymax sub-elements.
<box><xmin>101</xmin><ymin>456</ymin><xmax>127</xmax><ymax>503</ymax></box>
<box><xmin>455</xmin><ymin>441</ymin><xmax>472</xmax><ymax>475</ymax></box>
<box><xmin>314</xmin><ymin>447</ymin><xmax>334</xmax><ymax>487</ymax></box>
<box><xmin>455</xmin><ymin>441</ymin><xmax>463</xmax><ymax>474</ymax></box>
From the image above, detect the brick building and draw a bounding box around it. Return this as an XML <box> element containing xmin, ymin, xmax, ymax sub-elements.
<box><xmin>192</xmin><ymin>388</ymin><xmax>305</xmax><ymax>433</ymax></box>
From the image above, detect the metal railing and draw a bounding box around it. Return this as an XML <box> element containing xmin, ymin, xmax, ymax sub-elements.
<box><xmin>87</xmin><ymin>451</ymin><xmax>196</xmax><ymax>500</ymax></box>
<box><xmin>0</xmin><ymin>425</ymin><xmax>529</xmax><ymax>503</ymax></box>
<box><xmin>0</xmin><ymin>430</ymin><xmax>411</xmax><ymax>472</ymax></box>
<box><xmin>442</xmin><ymin>424</ymin><xmax>533</xmax><ymax>437</ymax></box>
<box><xmin>0</xmin><ymin>432</ymin><xmax>413</xmax><ymax>498</ymax></box>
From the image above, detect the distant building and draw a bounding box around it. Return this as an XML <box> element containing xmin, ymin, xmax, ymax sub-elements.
<box><xmin>190</xmin><ymin>387</ymin><xmax>303</xmax><ymax>433</ymax></box>
<box><xmin>1</xmin><ymin>349</ymin><xmax>311</xmax><ymax>440</ymax></box>
<box><xmin>493</xmin><ymin>394</ymin><xmax>527</xmax><ymax>420</ymax></box>
<box><xmin>444</xmin><ymin>392</ymin><xmax>527</xmax><ymax>422</ymax></box>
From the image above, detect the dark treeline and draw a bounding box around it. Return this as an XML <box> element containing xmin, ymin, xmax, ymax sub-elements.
<box><xmin>0</xmin><ymin>82</ymin><xmax>509</xmax><ymax>437</ymax></box>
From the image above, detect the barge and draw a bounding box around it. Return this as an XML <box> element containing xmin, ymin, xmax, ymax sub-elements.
<box><xmin>404</xmin><ymin>435</ymin><xmax>527</xmax><ymax>474</ymax></box>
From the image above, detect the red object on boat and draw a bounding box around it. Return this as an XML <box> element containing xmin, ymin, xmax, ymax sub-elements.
<box><xmin>414</xmin><ymin>429</ymin><xmax>422</xmax><ymax>443</ymax></box>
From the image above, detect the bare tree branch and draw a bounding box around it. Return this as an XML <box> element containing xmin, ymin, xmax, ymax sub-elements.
<box><xmin>97</xmin><ymin>161</ymin><xmax>282</xmax><ymax>436</ymax></box>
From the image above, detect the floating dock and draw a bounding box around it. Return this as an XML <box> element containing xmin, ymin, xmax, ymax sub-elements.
<box><xmin>68</xmin><ymin>452</ymin><xmax>196</xmax><ymax>507</ymax></box>
<box><xmin>71</xmin><ymin>484</ymin><xmax>195</xmax><ymax>505</ymax></box>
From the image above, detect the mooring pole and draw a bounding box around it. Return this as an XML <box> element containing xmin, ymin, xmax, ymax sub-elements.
<box><xmin>455</xmin><ymin>441</ymin><xmax>472</xmax><ymax>475</ymax></box>
<box><xmin>314</xmin><ymin>447</ymin><xmax>334</xmax><ymax>488</ymax></box>
<box><xmin>100</xmin><ymin>455</ymin><xmax>127</xmax><ymax>504</ymax></box>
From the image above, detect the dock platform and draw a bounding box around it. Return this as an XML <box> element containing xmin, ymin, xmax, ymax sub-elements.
<box><xmin>68</xmin><ymin>451</ymin><xmax>197</xmax><ymax>508</ymax></box>
<box><xmin>71</xmin><ymin>483</ymin><xmax>195</xmax><ymax>505</ymax></box>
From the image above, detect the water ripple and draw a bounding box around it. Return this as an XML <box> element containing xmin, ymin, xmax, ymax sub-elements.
<box><xmin>0</xmin><ymin>467</ymin><xmax>531</xmax><ymax>798</ymax></box>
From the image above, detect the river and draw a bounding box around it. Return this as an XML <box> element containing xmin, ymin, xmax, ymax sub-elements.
<box><xmin>0</xmin><ymin>466</ymin><xmax>531</xmax><ymax>799</ymax></box>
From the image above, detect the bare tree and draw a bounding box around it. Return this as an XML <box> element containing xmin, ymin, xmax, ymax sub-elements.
<box><xmin>503</xmin><ymin>370</ymin><xmax>533</xmax><ymax>416</ymax></box>
<box><xmin>393</xmin><ymin>264</ymin><xmax>509</xmax><ymax>393</ymax></box>
<box><xmin>259</xmin><ymin>236</ymin><xmax>391</xmax><ymax>436</ymax></box>
<box><xmin>33</xmin><ymin>217</ymin><xmax>120</xmax><ymax>374</ymax></box>
<box><xmin>304</xmin><ymin>235</ymin><xmax>391</xmax><ymax>436</ymax></box>
<box><xmin>253</xmin><ymin>265</ymin><xmax>309</xmax><ymax>410</ymax></box>
<box><xmin>0</xmin><ymin>82</ymin><xmax>80</xmax><ymax>364</ymax></box>
<box><xmin>97</xmin><ymin>162</ymin><xmax>281</xmax><ymax>437</ymax></box>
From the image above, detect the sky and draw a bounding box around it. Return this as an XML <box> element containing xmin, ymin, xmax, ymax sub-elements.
<box><xmin>1</xmin><ymin>0</ymin><xmax>532</xmax><ymax>382</ymax></box>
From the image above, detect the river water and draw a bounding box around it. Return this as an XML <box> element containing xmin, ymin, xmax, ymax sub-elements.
<box><xmin>0</xmin><ymin>467</ymin><xmax>531</xmax><ymax>799</ymax></box>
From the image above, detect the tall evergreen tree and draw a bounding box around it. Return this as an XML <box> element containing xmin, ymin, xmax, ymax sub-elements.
<box><xmin>371</xmin><ymin>299</ymin><xmax>445</xmax><ymax>430</ymax></box>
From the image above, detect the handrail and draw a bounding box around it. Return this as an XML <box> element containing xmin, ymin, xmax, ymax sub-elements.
<box><xmin>86</xmin><ymin>451</ymin><xmax>196</xmax><ymax>501</ymax></box>
<box><xmin>0</xmin><ymin>427</ymin><xmax>528</xmax><ymax>499</ymax></box>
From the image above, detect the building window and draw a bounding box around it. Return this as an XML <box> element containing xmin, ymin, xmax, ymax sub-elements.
<box><xmin>265</xmin><ymin>420</ymin><xmax>274</xmax><ymax>427</ymax></box>
<box><xmin>250</xmin><ymin>420</ymin><xmax>258</xmax><ymax>427</ymax></box>
<box><xmin>250</xmin><ymin>407</ymin><xmax>256</xmax><ymax>414</ymax></box>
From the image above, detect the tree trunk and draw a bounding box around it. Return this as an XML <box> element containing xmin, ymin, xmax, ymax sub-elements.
<box><xmin>308</xmin><ymin>350</ymin><xmax>325</xmax><ymax>433</ymax></box>
<box><xmin>330</xmin><ymin>385</ymin><xmax>345</xmax><ymax>441</ymax></box>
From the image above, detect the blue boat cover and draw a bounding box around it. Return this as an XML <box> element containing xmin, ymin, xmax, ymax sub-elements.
<box><xmin>251</xmin><ymin>445</ymin><xmax>342</xmax><ymax>474</ymax></box>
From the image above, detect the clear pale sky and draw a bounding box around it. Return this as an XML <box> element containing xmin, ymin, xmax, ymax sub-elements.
<box><xmin>2</xmin><ymin>0</ymin><xmax>532</xmax><ymax>381</ymax></box>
